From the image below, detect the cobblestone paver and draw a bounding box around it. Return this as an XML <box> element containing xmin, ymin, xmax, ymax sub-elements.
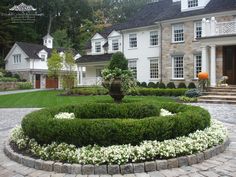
<box><xmin>0</xmin><ymin>103</ymin><xmax>236</xmax><ymax>177</ymax></box>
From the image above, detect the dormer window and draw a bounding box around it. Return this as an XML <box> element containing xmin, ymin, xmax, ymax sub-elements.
<box><xmin>44</xmin><ymin>40</ymin><xmax>47</xmax><ymax>44</ymax></box>
<box><xmin>112</xmin><ymin>39</ymin><xmax>119</xmax><ymax>51</ymax></box>
<box><xmin>95</xmin><ymin>42</ymin><xmax>101</xmax><ymax>53</ymax></box>
<box><xmin>41</xmin><ymin>54</ymin><xmax>46</xmax><ymax>61</ymax></box>
<box><xmin>188</xmin><ymin>0</ymin><xmax>198</xmax><ymax>8</ymax></box>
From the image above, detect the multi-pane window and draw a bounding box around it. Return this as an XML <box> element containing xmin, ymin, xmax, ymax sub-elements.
<box><xmin>129</xmin><ymin>34</ymin><xmax>137</xmax><ymax>48</ymax></box>
<box><xmin>194</xmin><ymin>55</ymin><xmax>202</xmax><ymax>78</ymax></box>
<box><xmin>150</xmin><ymin>58</ymin><xmax>159</xmax><ymax>79</ymax></box>
<box><xmin>128</xmin><ymin>60</ymin><xmax>137</xmax><ymax>79</ymax></box>
<box><xmin>13</xmin><ymin>54</ymin><xmax>21</xmax><ymax>64</ymax></box>
<box><xmin>112</xmin><ymin>39</ymin><xmax>119</xmax><ymax>51</ymax></box>
<box><xmin>95</xmin><ymin>42</ymin><xmax>101</xmax><ymax>53</ymax></box>
<box><xmin>96</xmin><ymin>69</ymin><xmax>102</xmax><ymax>77</ymax></box>
<box><xmin>172</xmin><ymin>56</ymin><xmax>184</xmax><ymax>79</ymax></box>
<box><xmin>41</xmin><ymin>54</ymin><xmax>46</xmax><ymax>61</ymax></box>
<box><xmin>194</xmin><ymin>21</ymin><xmax>202</xmax><ymax>39</ymax></box>
<box><xmin>150</xmin><ymin>31</ymin><xmax>159</xmax><ymax>46</ymax></box>
<box><xmin>172</xmin><ymin>24</ymin><xmax>184</xmax><ymax>42</ymax></box>
<box><xmin>188</xmin><ymin>0</ymin><xmax>198</xmax><ymax>8</ymax></box>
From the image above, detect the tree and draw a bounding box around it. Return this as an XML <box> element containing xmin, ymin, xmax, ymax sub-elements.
<box><xmin>47</xmin><ymin>50</ymin><xmax>63</xmax><ymax>89</ymax></box>
<box><xmin>52</xmin><ymin>29</ymin><xmax>72</xmax><ymax>48</ymax></box>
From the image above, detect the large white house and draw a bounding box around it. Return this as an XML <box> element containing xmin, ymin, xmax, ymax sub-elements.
<box><xmin>5</xmin><ymin>34</ymin><xmax>80</xmax><ymax>89</ymax></box>
<box><xmin>77</xmin><ymin>0</ymin><xmax>236</xmax><ymax>87</ymax></box>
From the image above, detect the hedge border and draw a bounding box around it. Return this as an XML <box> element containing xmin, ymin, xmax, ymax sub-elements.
<box><xmin>4</xmin><ymin>138</ymin><xmax>230</xmax><ymax>175</ymax></box>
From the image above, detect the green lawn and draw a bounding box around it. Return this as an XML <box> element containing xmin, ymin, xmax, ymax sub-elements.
<box><xmin>0</xmin><ymin>90</ymin><xmax>174</xmax><ymax>108</ymax></box>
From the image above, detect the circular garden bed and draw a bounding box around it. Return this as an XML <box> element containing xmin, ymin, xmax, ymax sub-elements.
<box><xmin>6</xmin><ymin>102</ymin><xmax>229</xmax><ymax>174</ymax></box>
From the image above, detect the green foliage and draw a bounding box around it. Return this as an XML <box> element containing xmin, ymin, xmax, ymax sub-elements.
<box><xmin>167</xmin><ymin>82</ymin><xmax>176</xmax><ymax>89</ymax></box>
<box><xmin>0</xmin><ymin>77</ymin><xmax>17</xmax><ymax>82</ymax></box>
<box><xmin>178</xmin><ymin>82</ymin><xmax>187</xmax><ymax>88</ymax></box>
<box><xmin>22</xmin><ymin>102</ymin><xmax>210</xmax><ymax>147</ymax></box>
<box><xmin>179</xmin><ymin>96</ymin><xmax>198</xmax><ymax>103</ymax></box>
<box><xmin>140</xmin><ymin>82</ymin><xmax>147</xmax><ymax>87</ymax></box>
<box><xmin>71</xmin><ymin>87</ymin><xmax>108</xmax><ymax>95</ymax></box>
<box><xmin>47</xmin><ymin>50</ymin><xmax>63</xmax><ymax>81</ymax></box>
<box><xmin>108</xmin><ymin>52</ymin><xmax>128</xmax><ymax>70</ymax></box>
<box><xmin>159</xmin><ymin>82</ymin><xmax>166</xmax><ymax>89</ymax></box>
<box><xmin>185</xmin><ymin>89</ymin><xmax>201</xmax><ymax>98</ymax></box>
<box><xmin>188</xmin><ymin>82</ymin><xmax>197</xmax><ymax>89</ymax></box>
<box><xmin>148</xmin><ymin>82</ymin><xmax>156</xmax><ymax>88</ymax></box>
<box><xmin>52</xmin><ymin>29</ymin><xmax>72</xmax><ymax>48</ymax></box>
<box><xmin>16</xmin><ymin>82</ymin><xmax>33</xmax><ymax>90</ymax></box>
<box><xmin>129</xmin><ymin>88</ymin><xmax>187</xmax><ymax>96</ymax></box>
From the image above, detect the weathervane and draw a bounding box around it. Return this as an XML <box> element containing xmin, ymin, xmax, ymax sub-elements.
<box><xmin>7</xmin><ymin>3</ymin><xmax>43</xmax><ymax>23</ymax></box>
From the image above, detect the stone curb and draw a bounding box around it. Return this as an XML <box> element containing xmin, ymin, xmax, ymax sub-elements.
<box><xmin>4</xmin><ymin>138</ymin><xmax>230</xmax><ymax>175</ymax></box>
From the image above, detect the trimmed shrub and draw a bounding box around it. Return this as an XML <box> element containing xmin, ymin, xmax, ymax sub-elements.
<box><xmin>22</xmin><ymin>102</ymin><xmax>210</xmax><ymax>147</ymax></box>
<box><xmin>155</xmin><ymin>82</ymin><xmax>159</xmax><ymax>88</ymax></box>
<box><xmin>129</xmin><ymin>88</ymin><xmax>187</xmax><ymax>96</ymax></box>
<box><xmin>16</xmin><ymin>82</ymin><xmax>33</xmax><ymax>89</ymax></box>
<box><xmin>0</xmin><ymin>77</ymin><xmax>17</xmax><ymax>82</ymax></box>
<box><xmin>178</xmin><ymin>82</ymin><xmax>187</xmax><ymax>88</ymax></box>
<box><xmin>188</xmin><ymin>82</ymin><xmax>197</xmax><ymax>89</ymax></box>
<box><xmin>108</xmin><ymin>52</ymin><xmax>128</xmax><ymax>70</ymax></box>
<box><xmin>13</xmin><ymin>73</ymin><xmax>20</xmax><ymax>80</ymax></box>
<box><xmin>185</xmin><ymin>89</ymin><xmax>201</xmax><ymax>98</ymax></box>
<box><xmin>159</xmin><ymin>82</ymin><xmax>166</xmax><ymax>89</ymax></box>
<box><xmin>167</xmin><ymin>82</ymin><xmax>176</xmax><ymax>89</ymax></box>
<box><xmin>140</xmin><ymin>82</ymin><xmax>147</xmax><ymax>87</ymax></box>
<box><xmin>179</xmin><ymin>96</ymin><xmax>197</xmax><ymax>103</ymax></box>
<box><xmin>136</xmin><ymin>81</ymin><xmax>141</xmax><ymax>87</ymax></box>
<box><xmin>71</xmin><ymin>87</ymin><xmax>108</xmax><ymax>95</ymax></box>
<box><xmin>148</xmin><ymin>82</ymin><xmax>156</xmax><ymax>88</ymax></box>
<box><xmin>4</xmin><ymin>71</ymin><xmax>12</xmax><ymax>77</ymax></box>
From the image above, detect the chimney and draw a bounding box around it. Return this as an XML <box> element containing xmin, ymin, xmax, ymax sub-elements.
<box><xmin>43</xmin><ymin>34</ymin><xmax>53</xmax><ymax>49</ymax></box>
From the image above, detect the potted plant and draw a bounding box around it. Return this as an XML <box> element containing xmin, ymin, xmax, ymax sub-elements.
<box><xmin>198</xmin><ymin>72</ymin><xmax>209</xmax><ymax>92</ymax></box>
<box><xmin>102</xmin><ymin>52</ymin><xmax>135</xmax><ymax>103</ymax></box>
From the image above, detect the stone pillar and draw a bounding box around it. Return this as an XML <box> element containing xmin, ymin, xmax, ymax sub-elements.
<box><xmin>210</xmin><ymin>17</ymin><xmax>216</xmax><ymax>36</ymax></box>
<box><xmin>201</xmin><ymin>46</ymin><xmax>208</xmax><ymax>73</ymax></box>
<box><xmin>210</xmin><ymin>45</ymin><xmax>216</xmax><ymax>87</ymax></box>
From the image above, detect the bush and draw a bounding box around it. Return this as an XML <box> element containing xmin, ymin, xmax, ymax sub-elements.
<box><xmin>155</xmin><ymin>82</ymin><xmax>159</xmax><ymax>88</ymax></box>
<box><xmin>136</xmin><ymin>81</ymin><xmax>141</xmax><ymax>87</ymax></box>
<box><xmin>140</xmin><ymin>82</ymin><xmax>147</xmax><ymax>87</ymax></box>
<box><xmin>16</xmin><ymin>82</ymin><xmax>33</xmax><ymax>90</ymax></box>
<box><xmin>129</xmin><ymin>88</ymin><xmax>187</xmax><ymax>96</ymax></box>
<box><xmin>159</xmin><ymin>82</ymin><xmax>166</xmax><ymax>89</ymax></box>
<box><xmin>185</xmin><ymin>89</ymin><xmax>201</xmax><ymax>98</ymax></box>
<box><xmin>167</xmin><ymin>82</ymin><xmax>176</xmax><ymax>89</ymax></box>
<box><xmin>178</xmin><ymin>82</ymin><xmax>187</xmax><ymax>88</ymax></box>
<box><xmin>148</xmin><ymin>82</ymin><xmax>156</xmax><ymax>88</ymax></box>
<box><xmin>13</xmin><ymin>73</ymin><xmax>20</xmax><ymax>80</ymax></box>
<box><xmin>22</xmin><ymin>102</ymin><xmax>211</xmax><ymax>147</ymax></box>
<box><xmin>0</xmin><ymin>77</ymin><xmax>17</xmax><ymax>82</ymax></box>
<box><xmin>71</xmin><ymin>87</ymin><xmax>108</xmax><ymax>95</ymax></box>
<box><xmin>4</xmin><ymin>71</ymin><xmax>12</xmax><ymax>77</ymax></box>
<box><xmin>179</xmin><ymin>96</ymin><xmax>197</xmax><ymax>103</ymax></box>
<box><xmin>108</xmin><ymin>52</ymin><xmax>128</xmax><ymax>70</ymax></box>
<box><xmin>188</xmin><ymin>82</ymin><xmax>197</xmax><ymax>89</ymax></box>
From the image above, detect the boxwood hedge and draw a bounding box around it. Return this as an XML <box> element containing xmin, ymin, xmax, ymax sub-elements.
<box><xmin>21</xmin><ymin>103</ymin><xmax>210</xmax><ymax>147</ymax></box>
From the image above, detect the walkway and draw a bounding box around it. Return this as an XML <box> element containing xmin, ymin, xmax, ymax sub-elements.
<box><xmin>0</xmin><ymin>89</ymin><xmax>49</xmax><ymax>96</ymax></box>
<box><xmin>0</xmin><ymin>104</ymin><xmax>236</xmax><ymax>177</ymax></box>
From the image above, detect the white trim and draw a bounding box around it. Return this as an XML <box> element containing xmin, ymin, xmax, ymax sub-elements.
<box><xmin>194</xmin><ymin>21</ymin><xmax>202</xmax><ymax>40</ymax></box>
<box><xmin>193</xmin><ymin>54</ymin><xmax>202</xmax><ymax>79</ymax></box>
<box><xmin>172</xmin><ymin>55</ymin><xmax>184</xmax><ymax>80</ymax></box>
<box><xmin>149</xmin><ymin>30</ymin><xmax>159</xmax><ymax>47</ymax></box>
<box><xmin>4</xmin><ymin>43</ymin><xmax>29</xmax><ymax>61</ymax></box>
<box><xmin>149</xmin><ymin>57</ymin><xmax>159</xmax><ymax>79</ymax></box>
<box><xmin>172</xmin><ymin>23</ymin><xmax>185</xmax><ymax>43</ymax></box>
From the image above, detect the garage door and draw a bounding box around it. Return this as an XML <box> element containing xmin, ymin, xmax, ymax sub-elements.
<box><xmin>46</xmin><ymin>76</ymin><xmax>58</xmax><ymax>88</ymax></box>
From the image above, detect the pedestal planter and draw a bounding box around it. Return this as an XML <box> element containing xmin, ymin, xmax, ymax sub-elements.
<box><xmin>104</xmin><ymin>79</ymin><xmax>125</xmax><ymax>103</ymax></box>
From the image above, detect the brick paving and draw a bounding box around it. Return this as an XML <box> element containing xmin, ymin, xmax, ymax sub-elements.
<box><xmin>0</xmin><ymin>104</ymin><xmax>236</xmax><ymax>177</ymax></box>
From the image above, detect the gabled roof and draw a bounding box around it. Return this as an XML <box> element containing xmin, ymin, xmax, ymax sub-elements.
<box><xmin>76</xmin><ymin>54</ymin><xmax>112</xmax><ymax>63</ymax></box>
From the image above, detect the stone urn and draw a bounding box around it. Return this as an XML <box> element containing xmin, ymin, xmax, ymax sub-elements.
<box><xmin>103</xmin><ymin>78</ymin><xmax>125</xmax><ymax>103</ymax></box>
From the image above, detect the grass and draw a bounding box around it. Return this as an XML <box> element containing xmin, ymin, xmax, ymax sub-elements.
<box><xmin>0</xmin><ymin>90</ymin><xmax>174</xmax><ymax>108</ymax></box>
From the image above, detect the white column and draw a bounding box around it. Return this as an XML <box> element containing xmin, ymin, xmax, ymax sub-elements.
<box><xmin>202</xmin><ymin>18</ymin><xmax>206</xmax><ymax>37</ymax></box>
<box><xmin>77</xmin><ymin>66</ymin><xmax>83</xmax><ymax>86</ymax></box>
<box><xmin>210</xmin><ymin>17</ymin><xmax>216</xmax><ymax>36</ymax></box>
<box><xmin>210</xmin><ymin>45</ymin><xmax>216</xmax><ymax>87</ymax></box>
<box><xmin>201</xmin><ymin>46</ymin><xmax>208</xmax><ymax>72</ymax></box>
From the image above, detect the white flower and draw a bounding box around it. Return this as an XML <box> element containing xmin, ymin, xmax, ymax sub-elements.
<box><xmin>54</xmin><ymin>112</ymin><xmax>75</xmax><ymax>120</ymax></box>
<box><xmin>160</xmin><ymin>109</ymin><xmax>174</xmax><ymax>116</ymax></box>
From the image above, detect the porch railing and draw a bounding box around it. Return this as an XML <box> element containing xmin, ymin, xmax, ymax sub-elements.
<box><xmin>216</xmin><ymin>21</ymin><xmax>236</xmax><ymax>36</ymax></box>
<box><xmin>82</xmin><ymin>77</ymin><xmax>102</xmax><ymax>86</ymax></box>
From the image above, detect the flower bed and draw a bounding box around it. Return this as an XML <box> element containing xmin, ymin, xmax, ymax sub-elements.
<box><xmin>21</xmin><ymin>103</ymin><xmax>210</xmax><ymax>147</ymax></box>
<box><xmin>10</xmin><ymin>119</ymin><xmax>227</xmax><ymax>165</ymax></box>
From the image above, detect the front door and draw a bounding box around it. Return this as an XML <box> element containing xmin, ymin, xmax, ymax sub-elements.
<box><xmin>223</xmin><ymin>46</ymin><xmax>236</xmax><ymax>85</ymax></box>
<box><xmin>35</xmin><ymin>74</ymin><xmax>41</xmax><ymax>89</ymax></box>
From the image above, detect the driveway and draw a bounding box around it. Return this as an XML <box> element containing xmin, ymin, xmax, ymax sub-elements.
<box><xmin>0</xmin><ymin>104</ymin><xmax>236</xmax><ymax>177</ymax></box>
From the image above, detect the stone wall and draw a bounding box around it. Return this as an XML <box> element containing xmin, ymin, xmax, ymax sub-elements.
<box><xmin>0</xmin><ymin>82</ymin><xmax>18</xmax><ymax>90</ymax></box>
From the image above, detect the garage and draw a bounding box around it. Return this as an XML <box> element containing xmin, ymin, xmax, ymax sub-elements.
<box><xmin>46</xmin><ymin>76</ymin><xmax>58</xmax><ymax>88</ymax></box>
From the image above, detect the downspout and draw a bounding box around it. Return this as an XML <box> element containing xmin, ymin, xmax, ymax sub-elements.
<box><xmin>160</xmin><ymin>22</ymin><xmax>163</xmax><ymax>83</ymax></box>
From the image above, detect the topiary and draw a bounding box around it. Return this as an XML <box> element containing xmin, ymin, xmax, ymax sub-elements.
<box><xmin>155</xmin><ymin>82</ymin><xmax>159</xmax><ymax>88</ymax></box>
<box><xmin>108</xmin><ymin>52</ymin><xmax>128</xmax><ymax>70</ymax></box>
<box><xmin>167</xmin><ymin>82</ymin><xmax>176</xmax><ymax>89</ymax></box>
<box><xmin>185</xmin><ymin>89</ymin><xmax>201</xmax><ymax>98</ymax></box>
<box><xmin>188</xmin><ymin>82</ymin><xmax>196</xmax><ymax>89</ymax></box>
<box><xmin>141</xmin><ymin>82</ymin><xmax>147</xmax><ymax>87</ymax></box>
<box><xmin>178</xmin><ymin>82</ymin><xmax>187</xmax><ymax>88</ymax></box>
<box><xmin>136</xmin><ymin>81</ymin><xmax>141</xmax><ymax>87</ymax></box>
<box><xmin>159</xmin><ymin>82</ymin><xmax>166</xmax><ymax>89</ymax></box>
<box><xmin>148</xmin><ymin>82</ymin><xmax>156</xmax><ymax>88</ymax></box>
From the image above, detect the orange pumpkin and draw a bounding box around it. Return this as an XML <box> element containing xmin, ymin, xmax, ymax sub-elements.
<box><xmin>198</xmin><ymin>72</ymin><xmax>209</xmax><ymax>80</ymax></box>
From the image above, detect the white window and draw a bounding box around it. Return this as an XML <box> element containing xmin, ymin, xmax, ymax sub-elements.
<box><xmin>188</xmin><ymin>0</ymin><xmax>198</xmax><ymax>8</ymax></box>
<box><xmin>13</xmin><ymin>54</ymin><xmax>21</xmax><ymax>64</ymax></box>
<box><xmin>128</xmin><ymin>59</ymin><xmax>137</xmax><ymax>79</ymax></box>
<box><xmin>95</xmin><ymin>42</ymin><xmax>101</xmax><ymax>53</ymax></box>
<box><xmin>172</xmin><ymin>56</ymin><xmax>184</xmax><ymax>79</ymax></box>
<box><xmin>150</xmin><ymin>58</ymin><xmax>159</xmax><ymax>79</ymax></box>
<box><xmin>112</xmin><ymin>39</ymin><xmax>119</xmax><ymax>51</ymax></box>
<box><xmin>194</xmin><ymin>21</ymin><xmax>202</xmax><ymax>39</ymax></box>
<box><xmin>150</xmin><ymin>31</ymin><xmax>158</xmax><ymax>46</ymax></box>
<box><xmin>96</xmin><ymin>69</ymin><xmax>102</xmax><ymax>77</ymax></box>
<box><xmin>41</xmin><ymin>54</ymin><xmax>46</xmax><ymax>61</ymax></box>
<box><xmin>48</xmin><ymin>40</ymin><xmax>51</xmax><ymax>43</ymax></box>
<box><xmin>172</xmin><ymin>24</ymin><xmax>184</xmax><ymax>42</ymax></box>
<box><xmin>129</xmin><ymin>34</ymin><xmax>137</xmax><ymax>48</ymax></box>
<box><xmin>194</xmin><ymin>54</ymin><xmax>202</xmax><ymax>78</ymax></box>
<box><xmin>44</xmin><ymin>40</ymin><xmax>47</xmax><ymax>43</ymax></box>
